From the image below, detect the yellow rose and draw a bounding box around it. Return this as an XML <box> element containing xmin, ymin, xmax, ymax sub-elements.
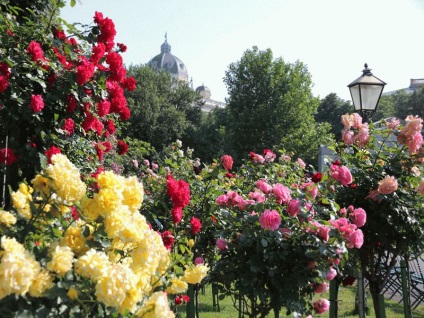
<box><xmin>182</xmin><ymin>264</ymin><xmax>209</xmax><ymax>285</ymax></box>
<box><xmin>187</xmin><ymin>239</ymin><xmax>195</xmax><ymax>248</ymax></box>
<box><xmin>166</xmin><ymin>277</ymin><xmax>188</xmax><ymax>294</ymax></box>
<box><xmin>31</xmin><ymin>174</ymin><xmax>50</xmax><ymax>196</ymax></box>
<box><xmin>61</xmin><ymin>225</ymin><xmax>88</xmax><ymax>256</ymax></box>
<box><xmin>29</xmin><ymin>269</ymin><xmax>53</xmax><ymax>297</ymax></box>
<box><xmin>74</xmin><ymin>249</ymin><xmax>110</xmax><ymax>281</ymax></box>
<box><xmin>135</xmin><ymin>291</ymin><xmax>175</xmax><ymax>318</ymax></box>
<box><xmin>67</xmin><ymin>287</ymin><xmax>78</xmax><ymax>300</ymax></box>
<box><xmin>0</xmin><ymin>210</ymin><xmax>17</xmax><ymax>227</ymax></box>
<box><xmin>47</xmin><ymin>245</ymin><xmax>74</xmax><ymax>276</ymax></box>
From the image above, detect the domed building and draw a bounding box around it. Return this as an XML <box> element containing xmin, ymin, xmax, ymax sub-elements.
<box><xmin>148</xmin><ymin>35</ymin><xmax>188</xmax><ymax>82</ymax></box>
<box><xmin>148</xmin><ymin>35</ymin><xmax>226</xmax><ymax>112</ymax></box>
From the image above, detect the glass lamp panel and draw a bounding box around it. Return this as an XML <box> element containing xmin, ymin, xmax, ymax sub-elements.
<box><xmin>349</xmin><ymin>85</ymin><xmax>361</xmax><ymax>111</ymax></box>
<box><xmin>360</xmin><ymin>85</ymin><xmax>383</xmax><ymax>110</ymax></box>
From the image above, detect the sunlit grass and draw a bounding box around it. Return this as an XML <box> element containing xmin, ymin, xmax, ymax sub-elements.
<box><xmin>194</xmin><ymin>283</ymin><xmax>424</xmax><ymax>317</ymax></box>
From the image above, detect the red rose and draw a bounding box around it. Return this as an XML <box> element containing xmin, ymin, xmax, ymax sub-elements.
<box><xmin>171</xmin><ymin>206</ymin><xmax>183</xmax><ymax>224</ymax></box>
<box><xmin>96</xmin><ymin>99</ymin><xmax>111</xmax><ymax>117</ymax></box>
<box><xmin>30</xmin><ymin>94</ymin><xmax>44</xmax><ymax>112</ymax></box>
<box><xmin>311</xmin><ymin>172</ymin><xmax>323</xmax><ymax>183</ymax></box>
<box><xmin>119</xmin><ymin>107</ymin><xmax>131</xmax><ymax>121</ymax></box>
<box><xmin>63</xmin><ymin>118</ymin><xmax>75</xmax><ymax>136</ymax></box>
<box><xmin>106</xmin><ymin>51</ymin><xmax>123</xmax><ymax>71</ymax></box>
<box><xmin>117</xmin><ymin>43</ymin><xmax>127</xmax><ymax>52</ymax></box>
<box><xmin>76</xmin><ymin>58</ymin><xmax>95</xmax><ymax>86</ymax></box>
<box><xmin>0</xmin><ymin>75</ymin><xmax>9</xmax><ymax>92</ymax></box>
<box><xmin>71</xmin><ymin>206</ymin><xmax>80</xmax><ymax>220</ymax></box>
<box><xmin>45</xmin><ymin>145</ymin><xmax>61</xmax><ymax>164</ymax></box>
<box><xmin>26</xmin><ymin>41</ymin><xmax>45</xmax><ymax>61</ymax></box>
<box><xmin>166</xmin><ymin>175</ymin><xmax>190</xmax><ymax>208</ymax></box>
<box><xmin>0</xmin><ymin>62</ymin><xmax>11</xmax><ymax>77</ymax></box>
<box><xmin>117</xmin><ymin>140</ymin><xmax>128</xmax><ymax>155</ymax></box>
<box><xmin>90</xmin><ymin>43</ymin><xmax>106</xmax><ymax>64</ymax></box>
<box><xmin>190</xmin><ymin>216</ymin><xmax>202</xmax><ymax>234</ymax></box>
<box><xmin>0</xmin><ymin>148</ymin><xmax>17</xmax><ymax>165</ymax></box>
<box><xmin>106</xmin><ymin>120</ymin><xmax>116</xmax><ymax>134</ymax></box>
<box><xmin>123</xmin><ymin>76</ymin><xmax>137</xmax><ymax>91</ymax></box>
<box><xmin>161</xmin><ymin>230</ymin><xmax>175</xmax><ymax>250</ymax></box>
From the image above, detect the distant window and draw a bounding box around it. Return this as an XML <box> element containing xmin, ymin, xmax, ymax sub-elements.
<box><xmin>180</xmin><ymin>64</ymin><xmax>184</xmax><ymax>70</ymax></box>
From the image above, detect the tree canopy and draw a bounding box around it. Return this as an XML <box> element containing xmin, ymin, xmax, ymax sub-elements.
<box><xmin>223</xmin><ymin>46</ymin><xmax>331</xmax><ymax>164</ymax></box>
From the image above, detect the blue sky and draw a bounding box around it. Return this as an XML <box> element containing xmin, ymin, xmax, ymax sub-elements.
<box><xmin>61</xmin><ymin>0</ymin><xmax>424</xmax><ymax>103</ymax></box>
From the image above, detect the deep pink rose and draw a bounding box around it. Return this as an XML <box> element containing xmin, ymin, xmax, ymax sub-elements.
<box><xmin>315</xmin><ymin>282</ymin><xmax>329</xmax><ymax>293</ymax></box>
<box><xmin>216</xmin><ymin>238</ymin><xmax>228</xmax><ymax>251</ymax></box>
<box><xmin>263</xmin><ymin>149</ymin><xmax>276</xmax><ymax>162</ymax></box>
<box><xmin>0</xmin><ymin>75</ymin><xmax>9</xmax><ymax>92</ymax></box>
<box><xmin>377</xmin><ymin>175</ymin><xmax>398</xmax><ymax>194</ymax></box>
<box><xmin>190</xmin><ymin>216</ymin><xmax>202</xmax><ymax>234</ymax></box>
<box><xmin>317</xmin><ymin>226</ymin><xmax>330</xmax><ymax>242</ymax></box>
<box><xmin>287</xmin><ymin>199</ymin><xmax>301</xmax><ymax>217</ymax></box>
<box><xmin>194</xmin><ymin>257</ymin><xmax>205</xmax><ymax>265</ymax></box>
<box><xmin>350</xmin><ymin>208</ymin><xmax>366</xmax><ymax>227</ymax></box>
<box><xmin>314</xmin><ymin>298</ymin><xmax>330</xmax><ymax>314</ymax></box>
<box><xmin>256</xmin><ymin>179</ymin><xmax>272</xmax><ymax>194</ymax></box>
<box><xmin>62</xmin><ymin>118</ymin><xmax>75</xmax><ymax>136</ymax></box>
<box><xmin>330</xmin><ymin>164</ymin><xmax>352</xmax><ymax>186</ymax></box>
<box><xmin>30</xmin><ymin>94</ymin><xmax>44</xmax><ymax>112</ymax></box>
<box><xmin>259</xmin><ymin>209</ymin><xmax>281</xmax><ymax>231</ymax></box>
<box><xmin>220</xmin><ymin>154</ymin><xmax>233</xmax><ymax>171</ymax></box>
<box><xmin>273</xmin><ymin>183</ymin><xmax>291</xmax><ymax>204</ymax></box>
<box><xmin>26</xmin><ymin>40</ymin><xmax>45</xmax><ymax>61</ymax></box>
<box><xmin>249</xmin><ymin>191</ymin><xmax>265</xmax><ymax>203</ymax></box>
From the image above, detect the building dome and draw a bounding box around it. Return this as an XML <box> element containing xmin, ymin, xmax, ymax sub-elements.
<box><xmin>195</xmin><ymin>84</ymin><xmax>211</xmax><ymax>101</ymax></box>
<box><xmin>148</xmin><ymin>35</ymin><xmax>188</xmax><ymax>82</ymax></box>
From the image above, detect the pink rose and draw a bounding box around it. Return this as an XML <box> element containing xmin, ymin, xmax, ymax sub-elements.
<box><xmin>216</xmin><ymin>238</ymin><xmax>228</xmax><ymax>251</ymax></box>
<box><xmin>416</xmin><ymin>179</ymin><xmax>424</xmax><ymax>195</ymax></box>
<box><xmin>256</xmin><ymin>179</ymin><xmax>273</xmax><ymax>194</ymax></box>
<box><xmin>297</xmin><ymin>158</ymin><xmax>306</xmax><ymax>169</ymax></box>
<box><xmin>216</xmin><ymin>194</ymin><xmax>228</xmax><ymax>206</ymax></box>
<box><xmin>377</xmin><ymin>175</ymin><xmax>398</xmax><ymax>194</ymax></box>
<box><xmin>301</xmin><ymin>182</ymin><xmax>318</xmax><ymax>199</ymax></box>
<box><xmin>249</xmin><ymin>191</ymin><xmax>266</xmax><ymax>203</ymax></box>
<box><xmin>317</xmin><ymin>226</ymin><xmax>330</xmax><ymax>242</ymax></box>
<box><xmin>342</xmin><ymin>129</ymin><xmax>355</xmax><ymax>145</ymax></box>
<box><xmin>30</xmin><ymin>94</ymin><xmax>44</xmax><ymax>112</ymax></box>
<box><xmin>194</xmin><ymin>257</ymin><xmax>205</xmax><ymax>265</ymax></box>
<box><xmin>350</xmin><ymin>208</ymin><xmax>367</xmax><ymax>227</ymax></box>
<box><xmin>273</xmin><ymin>183</ymin><xmax>291</xmax><ymax>204</ymax></box>
<box><xmin>62</xmin><ymin>118</ymin><xmax>75</xmax><ymax>136</ymax></box>
<box><xmin>326</xmin><ymin>267</ymin><xmax>337</xmax><ymax>281</ymax></box>
<box><xmin>314</xmin><ymin>298</ymin><xmax>330</xmax><ymax>314</ymax></box>
<box><xmin>352</xmin><ymin>113</ymin><xmax>363</xmax><ymax>129</ymax></box>
<box><xmin>347</xmin><ymin>229</ymin><xmax>364</xmax><ymax>249</ymax></box>
<box><xmin>287</xmin><ymin>199</ymin><xmax>301</xmax><ymax>217</ymax></box>
<box><xmin>315</xmin><ymin>282</ymin><xmax>329</xmax><ymax>293</ymax></box>
<box><xmin>220</xmin><ymin>154</ymin><xmax>233</xmax><ymax>171</ymax></box>
<box><xmin>249</xmin><ymin>152</ymin><xmax>265</xmax><ymax>164</ymax></box>
<box><xmin>355</xmin><ymin>123</ymin><xmax>370</xmax><ymax>147</ymax></box>
<box><xmin>407</xmin><ymin>132</ymin><xmax>423</xmax><ymax>154</ymax></box>
<box><xmin>330</xmin><ymin>164</ymin><xmax>352</xmax><ymax>186</ymax></box>
<box><xmin>263</xmin><ymin>149</ymin><xmax>276</xmax><ymax>162</ymax></box>
<box><xmin>259</xmin><ymin>209</ymin><xmax>281</xmax><ymax>231</ymax></box>
<box><xmin>387</xmin><ymin>117</ymin><xmax>400</xmax><ymax>130</ymax></box>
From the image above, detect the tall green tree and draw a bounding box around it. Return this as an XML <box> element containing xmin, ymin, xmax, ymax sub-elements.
<box><xmin>394</xmin><ymin>88</ymin><xmax>424</xmax><ymax>120</ymax></box>
<box><xmin>223</xmin><ymin>46</ymin><xmax>331</xmax><ymax>164</ymax></box>
<box><xmin>124</xmin><ymin>64</ymin><xmax>202</xmax><ymax>152</ymax></box>
<box><xmin>315</xmin><ymin>93</ymin><xmax>352</xmax><ymax>140</ymax></box>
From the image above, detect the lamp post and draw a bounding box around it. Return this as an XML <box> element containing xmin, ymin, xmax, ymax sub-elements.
<box><xmin>348</xmin><ymin>63</ymin><xmax>386</xmax><ymax>122</ymax></box>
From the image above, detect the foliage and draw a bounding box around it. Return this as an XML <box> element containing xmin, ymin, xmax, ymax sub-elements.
<box><xmin>315</xmin><ymin>93</ymin><xmax>351</xmax><ymax>140</ymax></box>
<box><xmin>222</xmin><ymin>46</ymin><xmax>331</xmax><ymax>165</ymax></box>
<box><xmin>124</xmin><ymin>65</ymin><xmax>203</xmax><ymax>152</ymax></box>
<box><xmin>333</xmin><ymin>113</ymin><xmax>424</xmax><ymax>316</ymax></box>
<box><xmin>0</xmin><ymin>3</ymin><xmax>133</xmax><ymax>203</ymax></box>
<box><xmin>0</xmin><ymin>153</ymin><xmax>208</xmax><ymax>317</ymax></box>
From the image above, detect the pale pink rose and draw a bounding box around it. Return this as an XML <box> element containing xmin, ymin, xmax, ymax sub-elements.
<box><xmin>350</xmin><ymin>208</ymin><xmax>367</xmax><ymax>227</ymax></box>
<box><xmin>407</xmin><ymin>132</ymin><xmax>423</xmax><ymax>153</ymax></box>
<box><xmin>387</xmin><ymin>117</ymin><xmax>400</xmax><ymax>130</ymax></box>
<box><xmin>263</xmin><ymin>149</ymin><xmax>276</xmax><ymax>162</ymax></box>
<box><xmin>346</xmin><ymin>229</ymin><xmax>364</xmax><ymax>248</ymax></box>
<box><xmin>416</xmin><ymin>179</ymin><xmax>424</xmax><ymax>195</ymax></box>
<box><xmin>304</xmin><ymin>202</ymin><xmax>315</xmax><ymax>219</ymax></box>
<box><xmin>326</xmin><ymin>267</ymin><xmax>337</xmax><ymax>281</ymax></box>
<box><xmin>297</xmin><ymin>158</ymin><xmax>306</xmax><ymax>169</ymax></box>
<box><xmin>404</xmin><ymin>115</ymin><xmax>423</xmax><ymax>136</ymax></box>
<box><xmin>315</xmin><ymin>282</ymin><xmax>329</xmax><ymax>293</ymax></box>
<box><xmin>279</xmin><ymin>154</ymin><xmax>291</xmax><ymax>162</ymax></box>
<box><xmin>194</xmin><ymin>257</ymin><xmax>205</xmax><ymax>265</ymax></box>
<box><xmin>132</xmin><ymin>159</ymin><xmax>139</xmax><ymax>168</ymax></box>
<box><xmin>377</xmin><ymin>175</ymin><xmax>398</xmax><ymax>194</ymax></box>
<box><xmin>314</xmin><ymin>298</ymin><xmax>330</xmax><ymax>314</ymax></box>
<box><xmin>273</xmin><ymin>183</ymin><xmax>291</xmax><ymax>204</ymax></box>
<box><xmin>249</xmin><ymin>191</ymin><xmax>266</xmax><ymax>203</ymax></box>
<box><xmin>216</xmin><ymin>238</ymin><xmax>228</xmax><ymax>251</ymax></box>
<box><xmin>152</xmin><ymin>162</ymin><xmax>159</xmax><ymax>169</ymax></box>
<box><xmin>356</xmin><ymin>123</ymin><xmax>370</xmax><ymax>147</ymax></box>
<box><xmin>352</xmin><ymin>113</ymin><xmax>363</xmax><ymax>129</ymax></box>
<box><xmin>342</xmin><ymin>129</ymin><xmax>355</xmax><ymax>145</ymax></box>
<box><xmin>259</xmin><ymin>209</ymin><xmax>281</xmax><ymax>231</ymax></box>
<box><xmin>220</xmin><ymin>154</ymin><xmax>233</xmax><ymax>171</ymax></box>
<box><xmin>256</xmin><ymin>179</ymin><xmax>273</xmax><ymax>194</ymax></box>
<box><xmin>143</xmin><ymin>159</ymin><xmax>150</xmax><ymax>166</ymax></box>
<box><xmin>317</xmin><ymin>226</ymin><xmax>330</xmax><ymax>242</ymax></box>
<box><xmin>341</xmin><ymin>113</ymin><xmax>354</xmax><ymax>130</ymax></box>
<box><xmin>238</xmin><ymin>199</ymin><xmax>255</xmax><ymax>210</ymax></box>
<box><xmin>287</xmin><ymin>199</ymin><xmax>301</xmax><ymax>217</ymax></box>
<box><xmin>249</xmin><ymin>152</ymin><xmax>265</xmax><ymax>164</ymax></box>
<box><xmin>365</xmin><ymin>189</ymin><xmax>381</xmax><ymax>202</ymax></box>
<box><xmin>411</xmin><ymin>166</ymin><xmax>421</xmax><ymax>177</ymax></box>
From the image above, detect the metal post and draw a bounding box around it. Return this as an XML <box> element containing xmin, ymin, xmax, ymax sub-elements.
<box><xmin>357</xmin><ymin>271</ymin><xmax>366</xmax><ymax>318</ymax></box>
<box><xmin>186</xmin><ymin>284</ymin><xmax>195</xmax><ymax>318</ymax></box>
<box><xmin>400</xmin><ymin>260</ymin><xmax>412</xmax><ymax>318</ymax></box>
<box><xmin>377</xmin><ymin>294</ymin><xmax>386</xmax><ymax>318</ymax></box>
<box><xmin>329</xmin><ymin>279</ymin><xmax>338</xmax><ymax>318</ymax></box>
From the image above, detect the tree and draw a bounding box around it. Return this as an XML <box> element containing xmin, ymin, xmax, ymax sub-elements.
<box><xmin>124</xmin><ymin>65</ymin><xmax>202</xmax><ymax>152</ymax></box>
<box><xmin>315</xmin><ymin>93</ymin><xmax>352</xmax><ymax>140</ymax></box>
<box><xmin>223</xmin><ymin>47</ymin><xmax>331</xmax><ymax>165</ymax></box>
<box><xmin>395</xmin><ymin>88</ymin><xmax>424</xmax><ymax>120</ymax></box>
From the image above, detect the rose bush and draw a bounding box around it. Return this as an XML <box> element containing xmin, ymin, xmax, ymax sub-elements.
<box><xmin>0</xmin><ymin>3</ymin><xmax>135</xmax><ymax>205</ymax></box>
<box><xmin>0</xmin><ymin>153</ymin><xmax>207</xmax><ymax>317</ymax></box>
<box><xmin>334</xmin><ymin>113</ymin><xmax>424</xmax><ymax>316</ymax></box>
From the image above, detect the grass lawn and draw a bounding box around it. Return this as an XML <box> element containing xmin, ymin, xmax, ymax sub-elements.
<box><xmin>191</xmin><ymin>283</ymin><xmax>424</xmax><ymax>317</ymax></box>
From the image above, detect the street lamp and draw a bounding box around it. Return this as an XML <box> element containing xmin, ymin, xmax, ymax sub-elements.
<box><xmin>348</xmin><ymin>63</ymin><xmax>386</xmax><ymax>122</ymax></box>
